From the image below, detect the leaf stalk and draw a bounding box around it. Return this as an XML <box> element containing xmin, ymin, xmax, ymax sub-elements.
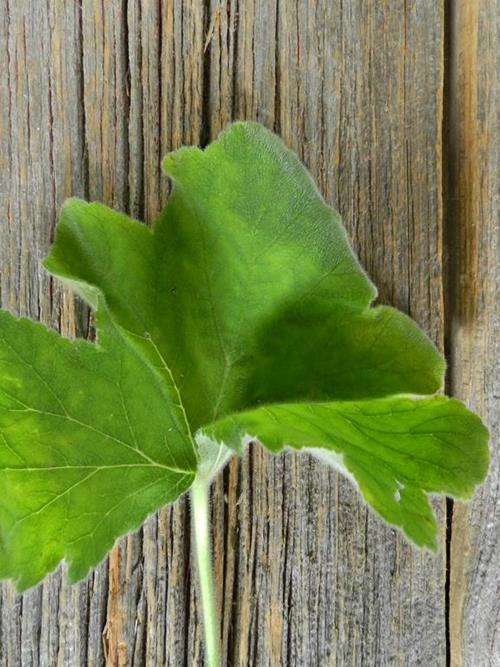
<box><xmin>191</xmin><ymin>478</ymin><xmax>221</xmax><ymax>667</ymax></box>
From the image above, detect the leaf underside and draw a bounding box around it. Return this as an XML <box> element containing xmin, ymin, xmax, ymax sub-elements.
<box><xmin>0</xmin><ymin>121</ymin><xmax>489</xmax><ymax>590</ymax></box>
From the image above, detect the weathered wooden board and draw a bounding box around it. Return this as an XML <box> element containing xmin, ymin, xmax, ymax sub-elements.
<box><xmin>0</xmin><ymin>1</ymin><xmax>496</xmax><ymax>666</ymax></box>
<box><xmin>446</xmin><ymin>1</ymin><xmax>499</xmax><ymax>666</ymax></box>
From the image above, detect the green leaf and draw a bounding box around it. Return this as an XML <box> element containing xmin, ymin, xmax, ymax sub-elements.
<box><xmin>0</xmin><ymin>307</ymin><xmax>196</xmax><ymax>590</ymax></box>
<box><xmin>205</xmin><ymin>395</ymin><xmax>489</xmax><ymax>549</ymax></box>
<box><xmin>0</xmin><ymin>121</ymin><xmax>488</xmax><ymax>592</ymax></box>
<box><xmin>45</xmin><ymin>122</ymin><xmax>445</xmax><ymax>432</ymax></box>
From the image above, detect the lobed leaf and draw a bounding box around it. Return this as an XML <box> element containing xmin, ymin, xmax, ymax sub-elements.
<box><xmin>0</xmin><ymin>308</ymin><xmax>196</xmax><ymax>590</ymax></box>
<box><xmin>205</xmin><ymin>395</ymin><xmax>489</xmax><ymax>549</ymax></box>
<box><xmin>0</xmin><ymin>122</ymin><xmax>489</xmax><ymax>591</ymax></box>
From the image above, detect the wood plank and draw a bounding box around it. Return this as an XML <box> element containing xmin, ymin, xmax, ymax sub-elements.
<box><xmin>89</xmin><ymin>3</ymin><xmax>206</xmax><ymax>666</ymax></box>
<box><xmin>205</xmin><ymin>2</ymin><xmax>447</xmax><ymax>665</ymax></box>
<box><xmin>446</xmin><ymin>1</ymin><xmax>500</xmax><ymax>665</ymax></box>
<box><xmin>3</xmin><ymin>1</ymin><xmax>495</xmax><ymax>665</ymax></box>
<box><xmin>0</xmin><ymin>2</ymin><xmax>109</xmax><ymax>666</ymax></box>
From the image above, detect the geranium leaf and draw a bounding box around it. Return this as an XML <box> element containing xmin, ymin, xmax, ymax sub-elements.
<box><xmin>205</xmin><ymin>395</ymin><xmax>489</xmax><ymax>549</ymax></box>
<box><xmin>0</xmin><ymin>307</ymin><xmax>196</xmax><ymax>591</ymax></box>
<box><xmin>0</xmin><ymin>121</ymin><xmax>488</xmax><ymax>595</ymax></box>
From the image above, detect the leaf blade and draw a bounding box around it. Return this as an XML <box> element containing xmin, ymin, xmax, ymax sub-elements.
<box><xmin>205</xmin><ymin>395</ymin><xmax>489</xmax><ymax>549</ymax></box>
<box><xmin>44</xmin><ymin>123</ymin><xmax>445</xmax><ymax>432</ymax></box>
<box><xmin>0</xmin><ymin>309</ymin><xmax>196</xmax><ymax>590</ymax></box>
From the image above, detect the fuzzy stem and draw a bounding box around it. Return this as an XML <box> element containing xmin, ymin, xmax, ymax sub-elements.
<box><xmin>191</xmin><ymin>479</ymin><xmax>221</xmax><ymax>667</ymax></box>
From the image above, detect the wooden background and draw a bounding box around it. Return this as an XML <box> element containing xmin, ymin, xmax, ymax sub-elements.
<box><xmin>0</xmin><ymin>1</ymin><xmax>497</xmax><ymax>665</ymax></box>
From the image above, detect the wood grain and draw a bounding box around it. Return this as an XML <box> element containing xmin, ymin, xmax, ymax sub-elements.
<box><xmin>0</xmin><ymin>1</ymin><xmax>496</xmax><ymax>665</ymax></box>
<box><xmin>446</xmin><ymin>1</ymin><xmax>499</xmax><ymax>665</ymax></box>
<box><xmin>0</xmin><ymin>2</ymin><xmax>108</xmax><ymax>666</ymax></box>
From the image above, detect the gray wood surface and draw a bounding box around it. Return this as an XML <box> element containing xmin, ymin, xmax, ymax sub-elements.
<box><xmin>0</xmin><ymin>1</ymin><xmax>497</xmax><ymax>665</ymax></box>
<box><xmin>445</xmin><ymin>1</ymin><xmax>499</xmax><ymax>666</ymax></box>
